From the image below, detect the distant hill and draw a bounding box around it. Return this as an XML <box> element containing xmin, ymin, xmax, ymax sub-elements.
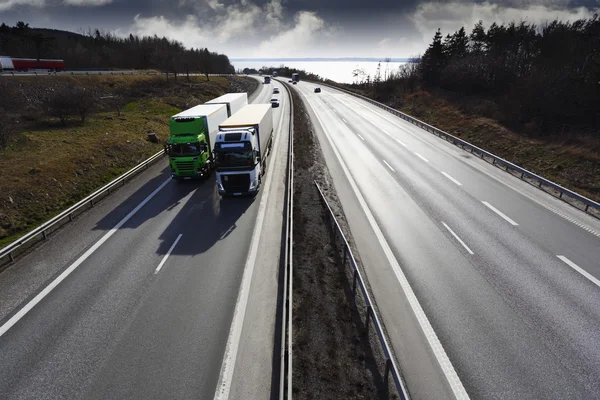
<box><xmin>231</xmin><ymin>57</ymin><xmax>416</xmax><ymax>63</ymax></box>
<box><xmin>0</xmin><ymin>21</ymin><xmax>234</xmax><ymax>73</ymax></box>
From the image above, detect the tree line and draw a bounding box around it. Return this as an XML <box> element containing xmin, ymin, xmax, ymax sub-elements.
<box><xmin>241</xmin><ymin>65</ymin><xmax>328</xmax><ymax>82</ymax></box>
<box><xmin>0</xmin><ymin>21</ymin><xmax>235</xmax><ymax>76</ymax></box>
<box><xmin>354</xmin><ymin>16</ymin><xmax>599</xmax><ymax>137</ymax></box>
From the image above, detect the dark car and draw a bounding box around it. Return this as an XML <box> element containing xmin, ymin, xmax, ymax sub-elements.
<box><xmin>314</xmin><ymin>87</ymin><xmax>321</xmax><ymax>93</ymax></box>
<box><xmin>270</xmin><ymin>98</ymin><xmax>280</xmax><ymax>108</ymax></box>
<box><xmin>288</xmin><ymin>79</ymin><xmax>293</xmax><ymax>82</ymax></box>
<box><xmin>292</xmin><ymin>81</ymin><xmax>297</xmax><ymax>85</ymax></box>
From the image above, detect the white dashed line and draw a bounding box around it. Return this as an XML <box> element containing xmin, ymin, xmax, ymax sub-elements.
<box><xmin>383</xmin><ymin>160</ymin><xmax>395</xmax><ymax>172</ymax></box>
<box><xmin>342</xmin><ymin>118</ymin><xmax>348</xmax><ymax>123</ymax></box>
<box><xmin>442</xmin><ymin>222</ymin><xmax>474</xmax><ymax>255</ymax></box>
<box><xmin>441</xmin><ymin>172</ymin><xmax>462</xmax><ymax>186</ymax></box>
<box><xmin>396</xmin><ymin>138</ymin><xmax>408</xmax><ymax>147</ymax></box>
<box><xmin>154</xmin><ymin>234</ymin><xmax>182</xmax><ymax>274</ymax></box>
<box><xmin>357</xmin><ymin>134</ymin><xmax>365</xmax><ymax>141</ymax></box>
<box><xmin>557</xmin><ymin>256</ymin><xmax>600</xmax><ymax>288</ymax></box>
<box><xmin>414</xmin><ymin>152</ymin><xmax>429</xmax><ymax>163</ymax></box>
<box><xmin>482</xmin><ymin>201</ymin><xmax>519</xmax><ymax>226</ymax></box>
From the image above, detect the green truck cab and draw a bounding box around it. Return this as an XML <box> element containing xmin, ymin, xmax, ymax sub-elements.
<box><xmin>165</xmin><ymin>104</ymin><xmax>229</xmax><ymax>180</ymax></box>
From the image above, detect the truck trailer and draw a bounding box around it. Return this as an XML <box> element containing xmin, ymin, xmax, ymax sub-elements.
<box><xmin>292</xmin><ymin>73</ymin><xmax>299</xmax><ymax>82</ymax></box>
<box><xmin>214</xmin><ymin>104</ymin><xmax>274</xmax><ymax>195</ymax></box>
<box><xmin>205</xmin><ymin>93</ymin><xmax>248</xmax><ymax>117</ymax></box>
<box><xmin>264</xmin><ymin>76</ymin><xmax>271</xmax><ymax>84</ymax></box>
<box><xmin>166</xmin><ymin>104</ymin><xmax>229</xmax><ymax>180</ymax></box>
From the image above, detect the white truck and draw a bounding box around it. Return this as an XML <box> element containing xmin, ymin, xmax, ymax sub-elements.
<box><xmin>205</xmin><ymin>93</ymin><xmax>248</xmax><ymax>117</ymax></box>
<box><xmin>214</xmin><ymin>104</ymin><xmax>274</xmax><ymax>196</ymax></box>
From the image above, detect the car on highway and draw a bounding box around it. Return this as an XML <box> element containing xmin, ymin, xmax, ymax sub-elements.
<box><xmin>314</xmin><ymin>87</ymin><xmax>321</xmax><ymax>93</ymax></box>
<box><xmin>288</xmin><ymin>79</ymin><xmax>293</xmax><ymax>82</ymax></box>
<box><xmin>270</xmin><ymin>98</ymin><xmax>280</xmax><ymax>108</ymax></box>
<box><xmin>273</xmin><ymin>88</ymin><xmax>280</xmax><ymax>94</ymax></box>
<box><xmin>292</xmin><ymin>81</ymin><xmax>297</xmax><ymax>85</ymax></box>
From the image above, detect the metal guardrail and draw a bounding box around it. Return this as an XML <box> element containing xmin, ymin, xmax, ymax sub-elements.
<box><xmin>1</xmin><ymin>71</ymin><xmax>237</xmax><ymax>77</ymax></box>
<box><xmin>278</xmin><ymin>78</ymin><xmax>294</xmax><ymax>400</ymax></box>
<box><xmin>315</xmin><ymin>81</ymin><xmax>600</xmax><ymax>219</ymax></box>
<box><xmin>0</xmin><ymin>150</ymin><xmax>167</xmax><ymax>264</ymax></box>
<box><xmin>314</xmin><ymin>181</ymin><xmax>410</xmax><ymax>400</ymax></box>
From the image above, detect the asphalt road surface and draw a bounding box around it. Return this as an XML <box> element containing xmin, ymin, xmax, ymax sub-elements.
<box><xmin>293</xmin><ymin>81</ymin><xmax>600</xmax><ymax>400</ymax></box>
<box><xmin>0</xmin><ymin>78</ymin><xmax>289</xmax><ymax>400</ymax></box>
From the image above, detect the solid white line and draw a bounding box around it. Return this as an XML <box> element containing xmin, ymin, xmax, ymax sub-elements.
<box><xmin>383</xmin><ymin>160</ymin><xmax>395</xmax><ymax>172</ymax></box>
<box><xmin>482</xmin><ymin>201</ymin><xmax>519</xmax><ymax>226</ymax></box>
<box><xmin>442</xmin><ymin>222</ymin><xmax>474</xmax><ymax>255</ymax></box>
<box><xmin>213</xmin><ymin>84</ymin><xmax>287</xmax><ymax>400</ymax></box>
<box><xmin>154</xmin><ymin>234</ymin><xmax>182</xmax><ymax>274</ymax></box>
<box><xmin>441</xmin><ymin>172</ymin><xmax>463</xmax><ymax>186</ymax></box>
<box><xmin>0</xmin><ymin>177</ymin><xmax>172</xmax><ymax>338</ymax></box>
<box><xmin>309</xmin><ymin>104</ymin><xmax>470</xmax><ymax>399</ymax></box>
<box><xmin>357</xmin><ymin>133</ymin><xmax>365</xmax><ymax>141</ymax></box>
<box><xmin>557</xmin><ymin>256</ymin><xmax>600</xmax><ymax>288</ymax></box>
<box><xmin>414</xmin><ymin>152</ymin><xmax>429</xmax><ymax>163</ymax></box>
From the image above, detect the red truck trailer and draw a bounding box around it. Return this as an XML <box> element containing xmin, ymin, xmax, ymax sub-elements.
<box><xmin>8</xmin><ymin>58</ymin><xmax>66</xmax><ymax>72</ymax></box>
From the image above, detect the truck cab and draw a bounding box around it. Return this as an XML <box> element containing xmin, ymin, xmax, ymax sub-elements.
<box><xmin>214</xmin><ymin>130</ymin><xmax>262</xmax><ymax>194</ymax></box>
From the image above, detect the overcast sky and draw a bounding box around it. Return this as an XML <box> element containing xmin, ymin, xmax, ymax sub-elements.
<box><xmin>1</xmin><ymin>0</ymin><xmax>598</xmax><ymax>58</ymax></box>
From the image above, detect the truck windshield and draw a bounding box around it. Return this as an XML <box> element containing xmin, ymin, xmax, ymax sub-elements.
<box><xmin>214</xmin><ymin>143</ymin><xmax>254</xmax><ymax>167</ymax></box>
<box><xmin>169</xmin><ymin>143</ymin><xmax>201</xmax><ymax>156</ymax></box>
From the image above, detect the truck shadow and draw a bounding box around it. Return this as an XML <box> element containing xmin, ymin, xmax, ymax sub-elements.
<box><xmin>155</xmin><ymin>177</ymin><xmax>255</xmax><ymax>256</ymax></box>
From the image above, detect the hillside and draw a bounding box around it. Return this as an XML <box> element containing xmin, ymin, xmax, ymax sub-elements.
<box><xmin>0</xmin><ymin>21</ymin><xmax>234</xmax><ymax>73</ymax></box>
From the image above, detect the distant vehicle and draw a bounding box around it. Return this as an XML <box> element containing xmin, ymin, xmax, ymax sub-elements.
<box><xmin>292</xmin><ymin>81</ymin><xmax>297</xmax><ymax>85</ymax></box>
<box><xmin>288</xmin><ymin>79</ymin><xmax>293</xmax><ymax>83</ymax></box>
<box><xmin>264</xmin><ymin>76</ymin><xmax>271</xmax><ymax>84</ymax></box>
<box><xmin>273</xmin><ymin>88</ymin><xmax>280</xmax><ymax>94</ymax></box>
<box><xmin>0</xmin><ymin>56</ymin><xmax>66</xmax><ymax>72</ymax></box>
<box><xmin>270</xmin><ymin>98</ymin><xmax>280</xmax><ymax>108</ymax></box>
<box><xmin>272</xmin><ymin>71</ymin><xmax>278</xmax><ymax>77</ymax></box>
<box><xmin>215</xmin><ymin>104</ymin><xmax>274</xmax><ymax>195</ymax></box>
<box><xmin>166</xmin><ymin>104</ymin><xmax>229</xmax><ymax>180</ymax></box>
<box><xmin>292</xmin><ymin>73</ymin><xmax>299</xmax><ymax>82</ymax></box>
<box><xmin>314</xmin><ymin>88</ymin><xmax>321</xmax><ymax>93</ymax></box>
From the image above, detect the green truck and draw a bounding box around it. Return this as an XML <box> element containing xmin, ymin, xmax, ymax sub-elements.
<box><xmin>165</xmin><ymin>104</ymin><xmax>229</xmax><ymax>180</ymax></box>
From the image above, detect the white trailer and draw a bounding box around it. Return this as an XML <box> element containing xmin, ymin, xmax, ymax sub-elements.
<box><xmin>214</xmin><ymin>104</ymin><xmax>274</xmax><ymax>195</ymax></box>
<box><xmin>205</xmin><ymin>93</ymin><xmax>248</xmax><ymax>117</ymax></box>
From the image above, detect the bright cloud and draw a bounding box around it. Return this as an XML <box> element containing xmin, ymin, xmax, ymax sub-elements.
<box><xmin>62</xmin><ymin>0</ymin><xmax>113</xmax><ymax>5</ymax></box>
<box><xmin>0</xmin><ymin>0</ymin><xmax>45</xmax><ymax>11</ymax></box>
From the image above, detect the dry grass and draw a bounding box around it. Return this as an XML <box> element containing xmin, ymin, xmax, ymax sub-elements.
<box><xmin>0</xmin><ymin>74</ymin><xmax>257</xmax><ymax>246</ymax></box>
<box><xmin>399</xmin><ymin>91</ymin><xmax>600</xmax><ymax>203</ymax></box>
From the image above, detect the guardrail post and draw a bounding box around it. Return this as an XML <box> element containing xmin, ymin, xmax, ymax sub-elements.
<box><xmin>520</xmin><ymin>172</ymin><xmax>524</xmax><ymax>179</ymax></box>
<box><xmin>538</xmin><ymin>181</ymin><xmax>543</xmax><ymax>188</ymax></box>
<box><xmin>492</xmin><ymin>158</ymin><xmax>496</xmax><ymax>165</ymax></box>
<box><xmin>69</xmin><ymin>213</ymin><xmax>73</xmax><ymax>222</ymax></box>
<box><xmin>90</xmin><ymin>199</ymin><xmax>94</xmax><ymax>207</ymax></box>
<box><xmin>8</xmin><ymin>252</ymin><xmax>14</xmax><ymax>262</ymax></box>
<box><xmin>42</xmin><ymin>230</ymin><xmax>47</xmax><ymax>240</ymax></box>
<box><xmin>559</xmin><ymin>192</ymin><xmax>563</xmax><ymax>199</ymax></box>
<box><xmin>585</xmin><ymin>204</ymin><xmax>590</xmax><ymax>212</ymax></box>
<box><xmin>384</xmin><ymin>358</ymin><xmax>392</xmax><ymax>384</ymax></box>
<box><xmin>365</xmin><ymin>305</ymin><xmax>372</xmax><ymax>335</ymax></box>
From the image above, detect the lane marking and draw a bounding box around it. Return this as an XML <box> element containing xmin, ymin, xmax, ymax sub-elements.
<box><xmin>442</xmin><ymin>222</ymin><xmax>474</xmax><ymax>255</ymax></box>
<box><xmin>0</xmin><ymin>177</ymin><xmax>172</xmax><ymax>338</ymax></box>
<box><xmin>342</xmin><ymin>118</ymin><xmax>348</xmax><ymax>123</ymax></box>
<box><xmin>308</xmin><ymin>101</ymin><xmax>470</xmax><ymax>399</ymax></box>
<box><xmin>213</xmin><ymin>82</ymin><xmax>289</xmax><ymax>400</ymax></box>
<box><xmin>557</xmin><ymin>256</ymin><xmax>600</xmax><ymax>288</ymax></box>
<box><xmin>441</xmin><ymin>172</ymin><xmax>463</xmax><ymax>186</ymax></box>
<box><xmin>396</xmin><ymin>138</ymin><xmax>408</xmax><ymax>147</ymax></box>
<box><xmin>154</xmin><ymin>234</ymin><xmax>182</xmax><ymax>274</ymax></box>
<box><xmin>414</xmin><ymin>152</ymin><xmax>429</xmax><ymax>163</ymax></box>
<box><xmin>383</xmin><ymin>160</ymin><xmax>395</xmax><ymax>172</ymax></box>
<box><xmin>482</xmin><ymin>201</ymin><xmax>519</xmax><ymax>226</ymax></box>
<box><xmin>357</xmin><ymin>133</ymin><xmax>365</xmax><ymax>141</ymax></box>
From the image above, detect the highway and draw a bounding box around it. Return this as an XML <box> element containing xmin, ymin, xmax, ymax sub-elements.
<box><xmin>293</xmin><ymin>81</ymin><xmax>600</xmax><ymax>399</ymax></box>
<box><xmin>0</xmin><ymin>79</ymin><xmax>289</xmax><ymax>399</ymax></box>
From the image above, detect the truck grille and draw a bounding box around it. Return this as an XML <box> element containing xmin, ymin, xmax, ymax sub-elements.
<box><xmin>175</xmin><ymin>161</ymin><xmax>195</xmax><ymax>174</ymax></box>
<box><xmin>222</xmin><ymin>173</ymin><xmax>250</xmax><ymax>193</ymax></box>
